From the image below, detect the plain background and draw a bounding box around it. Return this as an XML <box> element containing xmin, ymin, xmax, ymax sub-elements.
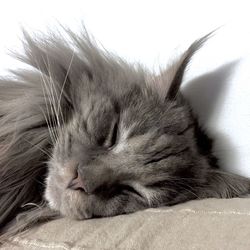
<box><xmin>0</xmin><ymin>0</ymin><xmax>250</xmax><ymax>177</ymax></box>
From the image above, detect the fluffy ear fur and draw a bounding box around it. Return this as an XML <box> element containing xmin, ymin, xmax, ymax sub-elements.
<box><xmin>152</xmin><ymin>31</ymin><xmax>214</xmax><ymax>100</ymax></box>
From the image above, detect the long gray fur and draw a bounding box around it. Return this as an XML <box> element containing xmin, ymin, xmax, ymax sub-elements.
<box><xmin>0</xmin><ymin>26</ymin><xmax>249</xmax><ymax>243</ymax></box>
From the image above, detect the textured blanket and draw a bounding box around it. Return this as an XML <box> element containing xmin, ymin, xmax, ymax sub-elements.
<box><xmin>3</xmin><ymin>198</ymin><xmax>250</xmax><ymax>250</ymax></box>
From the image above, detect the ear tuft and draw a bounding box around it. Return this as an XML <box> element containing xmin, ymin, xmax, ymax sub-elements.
<box><xmin>152</xmin><ymin>30</ymin><xmax>216</xmax><ymax>100</ymax></box>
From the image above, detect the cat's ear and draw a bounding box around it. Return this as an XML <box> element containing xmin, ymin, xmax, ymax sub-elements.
<box><xmin>152</xmin><ymin>31</ymin><xmax>214</xmax><ymax>100</ymax></box>
<box><xmin>199</xmin><ymin>170</ymin><xmax>250</xmax><ymax>198</ymax></box>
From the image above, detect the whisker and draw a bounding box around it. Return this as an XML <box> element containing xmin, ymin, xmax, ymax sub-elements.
<box><xmin>21</xmin><ymin>203</ymin><xmax>43</xmax><ymax>209</ymax></box>
<box><xmin>33</xmin><ymin>57</ymin><xmax>56</xmax><ymax>143</ymax></box>
<box><xmin>22</xmin><ymin>137</ymin><xmax>52</xmax><ymax>158</ymax></box>
<box><xmin>46</xmin><ymin>54</ymin><xmax>61</xmax><ymax>132</ymax></box>
<box><xmin>57</xmin><ymin>48</ymin><xmax>75</xmax><ymax>128</ymax></box>
<box><xmin>35</xmin><ymin>56</ymin><xmax>59</xmax><ymax>143</ymax></box>
<box><xmin>38</xmin><ymin>106</ymin><xmax>56</xmax><ymax>145</ymax></box>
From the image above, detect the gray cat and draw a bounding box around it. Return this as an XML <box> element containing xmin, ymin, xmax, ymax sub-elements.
<box><xmin>0</xmin><ymin>27</ymin><xmax>249</xmax><ymax>242</ymax></box>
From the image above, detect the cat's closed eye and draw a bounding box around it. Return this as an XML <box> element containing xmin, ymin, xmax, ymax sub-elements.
<box><xmin>105</xmin><ymin>120</ymin><xmax>119</xmax><ymax>148</ymax></box>
<box><xmin>119</xmin><ymin>184</ymin><xmax>143</xmax><ymax>198</ymax></box>
<box><xmin>92</xmin><ymin>183</ymin><xmax>142</xmax><ymax>198</ymax></box>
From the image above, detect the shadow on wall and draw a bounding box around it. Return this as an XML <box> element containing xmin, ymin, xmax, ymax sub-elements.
<box><xmin>182</xmin><ymin>60</ymin><xmax>240</xmax><ymax>124</ymax></box>
<box><xmin>182</xmin><ymin>60</ymin><xmax>242</xmax><ymax>174</ymax></box>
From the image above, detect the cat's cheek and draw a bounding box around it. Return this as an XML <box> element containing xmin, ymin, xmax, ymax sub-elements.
<box><xmin>44</xmin><ymin>175</ymin><xmax>61</xmax><ymax>210</ymax></box>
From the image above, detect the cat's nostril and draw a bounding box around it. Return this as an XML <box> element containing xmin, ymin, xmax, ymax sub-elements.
<box><xmin>67</xmin><ymin>170</ymin><xmax>87</xmax><ymax>193</ymax></box>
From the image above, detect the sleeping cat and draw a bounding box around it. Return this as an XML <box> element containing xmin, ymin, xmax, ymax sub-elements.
<box><xmin>0</xmin><ymin>27</ymin><xmax>250</xmax><ymax>242</ymax></box>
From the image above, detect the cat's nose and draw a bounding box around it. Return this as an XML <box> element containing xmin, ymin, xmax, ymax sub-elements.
<box><xmin>67</xmin><ymin>170</ymin><xmax>88</xmax><ymax>193</ymax></box>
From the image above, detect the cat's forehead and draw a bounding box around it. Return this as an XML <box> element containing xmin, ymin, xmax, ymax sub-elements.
<box><xmin>74</xmin><ymin>90</ymin><xmax>187</xmax><ymax>133</ymax></box>
<box><xmin>75</xmin><ymin>84</ymin><xmax>146</xmax><ymax>118</ymax></box>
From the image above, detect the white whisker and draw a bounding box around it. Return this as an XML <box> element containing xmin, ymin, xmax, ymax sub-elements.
<box><xmin>57</xmin><ymin>48</ymin><xmax>75</xmax><ymax>128</ymax></box>
<box><xmin>23</xmin><ymin>137</ymin><xmax>52</xmax><ymax>158</ymax></box>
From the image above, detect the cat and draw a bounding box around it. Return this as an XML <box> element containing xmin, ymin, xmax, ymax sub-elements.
<box><xmin>0</xmin><ymin>26</ymin><xmax>250</xmax><ymax>243</ymax></box>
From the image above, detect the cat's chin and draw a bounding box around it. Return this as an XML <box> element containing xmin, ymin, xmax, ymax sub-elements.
<box><xmin>61</xmin><ymin>208</ymin><xmax>91</xmax><ymax>221</ymax></box>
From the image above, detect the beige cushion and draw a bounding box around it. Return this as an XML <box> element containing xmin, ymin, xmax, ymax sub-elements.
<box><xmin>3</xmin><ymin>198</ymin><xmax>250</xmax><ymax>250</ymax></box>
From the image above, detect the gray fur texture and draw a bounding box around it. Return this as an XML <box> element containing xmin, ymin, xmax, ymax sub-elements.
<box><xmin>0</xmin><ymin>27</ymin><xmax>250</xmax><ymax>242</ymax></box>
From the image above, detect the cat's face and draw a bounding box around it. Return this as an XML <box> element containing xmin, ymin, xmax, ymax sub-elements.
<box><xmin>45</xmin><ymin>82</ymin><xmax>208</xmax><ymax>219</ymax></box>
<box><xmin>39</xmin><ymin>29</ymin><xmax>249</xmax><ymax>220</ymax></box>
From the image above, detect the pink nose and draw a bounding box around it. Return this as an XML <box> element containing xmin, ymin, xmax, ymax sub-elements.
<box><xmin>67</xmin><ymin>171</ymin><xmax>87</xmax><ymax>193</ymax></box>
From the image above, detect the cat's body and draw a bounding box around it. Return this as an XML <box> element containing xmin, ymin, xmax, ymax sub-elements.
<box><xmin>0</xmin><ymin>27</ymin><xmax>250</xmax><ymax>242</ymax></box>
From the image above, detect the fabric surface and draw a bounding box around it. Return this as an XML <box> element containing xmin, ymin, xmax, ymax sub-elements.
<box><xmin>2</xmin><ymin>198</ymin><xmax>250</xmax><ymax>250</ymax></box>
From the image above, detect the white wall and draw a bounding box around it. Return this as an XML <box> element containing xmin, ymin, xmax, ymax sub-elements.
<box><xmin>0</xmin><ymin>0</ymin><xmax>250</xmax><ymax>176</ymax></box>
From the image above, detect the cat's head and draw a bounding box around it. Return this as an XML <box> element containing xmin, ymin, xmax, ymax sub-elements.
<box><xmin>19</xmin><ymin>29</ymin><xmax>250</xmax><ymax>220</ymax></box>
<box><xmin>45</xmin><ymin>83</ymin><xmax>200</xmax><ymax>219</ymax></box>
